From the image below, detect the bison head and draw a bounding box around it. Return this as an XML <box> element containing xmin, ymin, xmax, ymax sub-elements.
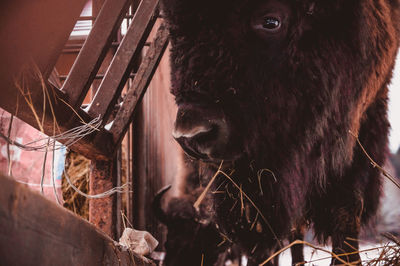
<box><xmin>162</xmin><ymin>0</ymin><xmax>399</xmax><ymax>177</ymax></box>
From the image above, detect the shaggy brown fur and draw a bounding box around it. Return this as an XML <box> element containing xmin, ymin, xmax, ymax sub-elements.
<box><xmin>160</xmin><ymin>0</ymin><xmax>400</xmax><ymax>265</ymax></box>
<box><xmin>153</xmin><ymin>185</ymin><xmax>238</xmax><ymax>266</ymax></box>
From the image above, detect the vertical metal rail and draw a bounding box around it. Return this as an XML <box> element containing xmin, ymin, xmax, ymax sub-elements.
<box><xmin>89</xmin><ymin>160</ymin><xmax>116</xmax><ymax>238</ymax></box>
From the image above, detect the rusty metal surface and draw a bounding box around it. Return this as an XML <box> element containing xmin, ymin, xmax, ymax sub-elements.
<box><xmin>87</xmin><ymin>0</ymin><xmax>159</xmax><ymax>122</ymax></box>
<box><xmin>61</xmin><ymin>0</ymin><xmax>131</xmax><ymax>108</ymax></box>
<box><xmin>89</xmin><ymin>159</ymin><xmax>116</xmax><ymax>238</ymax></box>
<box><xmin>111</xmin><ymin>24</ymin><xmax>169</xmax><ymax>144</ymax></box>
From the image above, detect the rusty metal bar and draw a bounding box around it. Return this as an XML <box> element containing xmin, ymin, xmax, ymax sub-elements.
<box><xmin>110</xmin><ymin>24</ymin><xmax>169</xmax><ymax>144</ymax></box>
<box><xmin>87</xmin><ymin>0</ymin><xmax>159</xmax><ymax>122</ymax></box>
<box><xmin>59</xmin><ymin>73</ymin><xmax>136</xmax><ymax>80</ymax></box>
<box><xmin>78</xmin><ymin>15</ymin><xmax>134</xmax><ymax>21</ymax></box>
<box><xmin>64</xmin><ymin>41</ymin><xmax>122</xmax><ymax>49</ymax></box>
<box><xmin>61</xmin><ymin>0</ymin><xmax>131</xmax><ymax>109</ymax></box>
<box><xmin>89</xmin><ymin>159</ymin><xmax>116</xmax><ymax>238</ymax></box>
<box><xmin>115</xmin><ymin>148</ymin><xmax>123</xmax><ymax>238</ymax></box>
<box><xmin>126</xmin><ymin>123</ymin><xmax>134</xmax><ymax>224</ymax></box>
<box><xmin>61</xmin><ymin>42</ymin><xmax>152</xmax><ymax>54</ymax></box>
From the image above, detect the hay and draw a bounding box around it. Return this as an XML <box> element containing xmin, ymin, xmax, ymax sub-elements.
<box><xmin>61</xmin><ymin>150</ymin><xmax>90</xmax><ymax>219</ymax></box>
<box><xmin>365</xmin><ymin>234</ymin><xmax>400</xmax><ymax>266</ymax></box>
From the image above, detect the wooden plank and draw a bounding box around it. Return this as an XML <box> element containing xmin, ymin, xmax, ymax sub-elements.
<box><xmin>61</xmin><ymin>0</ymin><xmax>131</xmax><ymax>108</ymax></box>
<box><xmin>87</xmin><ymin>0</ymin><xmax>159</xmax><ymax>122</ymax></box>
<box><xmin>110</xmin><ymin>24</ymin><xmax>169</xmax><ymax>144</ymax></box>
<box><xmin>0</xmin><ymin>174</ymin><xmax>155</xmax><ymax>266</ymax></box>
<box><xmin>89</xmin><ymin>159</ymin><xmax>116</xmax><ymax>238</ymax></box>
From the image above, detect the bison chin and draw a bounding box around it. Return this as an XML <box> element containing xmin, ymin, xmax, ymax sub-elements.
<box><xmin>172</xmin><ymin>103</ymin><xmax>240</xmax><ymax>162</ymax></box>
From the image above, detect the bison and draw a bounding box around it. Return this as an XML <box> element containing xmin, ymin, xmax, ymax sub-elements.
<box><xmin>159</xmin><ymin>0</ymin><xmax>400</xmax><ymax>265</ymax></box>
<box><xmin>152</xmin><ymin>185</ymin><xmax>241</xmax><ymax>266</ymax></box>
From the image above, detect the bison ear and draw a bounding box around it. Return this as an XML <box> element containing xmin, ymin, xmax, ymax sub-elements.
<box><xmin>152</xmin><ymin>185</ymin><xmax>172</xmax><ymax>225</ymax></box>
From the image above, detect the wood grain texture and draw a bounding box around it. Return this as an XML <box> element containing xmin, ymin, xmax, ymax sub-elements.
<box><xmin>0</xmin><ymin>173</ymin><xmax>154</xmax><ymax>266</ymax></box>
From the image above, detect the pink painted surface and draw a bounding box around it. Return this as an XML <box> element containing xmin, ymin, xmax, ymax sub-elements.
<box><xmin>0</xmin><ymin>109</ymin><xmax>63</xmax><ymax>203</ymax></box>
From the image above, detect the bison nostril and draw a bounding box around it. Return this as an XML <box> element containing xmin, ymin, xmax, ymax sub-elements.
<box><xmin>172</xmin><ymin>123</ymin><xmax>223</xmax><ymax>160</ymax></box>
<box><xmin>172</xmin><ymin>125</ymin><xmax>214</xmax><ymax>140</ymax></box>
<box><xmin>173</xmin><ymin>105</ymin><xmax>231</xmax><ymax>160</ymax></box>
<box><xmin>190</xmin><ymin>126</ymin><xmax>218</xmax><ymax>143</ymax></box>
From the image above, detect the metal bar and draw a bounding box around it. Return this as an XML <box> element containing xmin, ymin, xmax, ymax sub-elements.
<box><xmin>59</xmin><ymin>73</ymin><xmax>136</xmax><ymax>80</ymax></box>
<box><xmin>78</xmin><ymin>14</ymin><xmax>134</xmax><ymax>21</ymax></box>
<box><xmin>110</xmin><ymin>24</ymin><xmax>169</xmax><ymax>144</ymax></box>
<box><xmin>64</xmin><ymin>41</ymin><xmax>122</xmax><ymax>49</ymax></box>
<box><xmin>87</xmin><ymin>0</ymin><xmax>159</xmax><ymax>122</ymax></box>
<box><xmin>132</xmin><ymin>102</ymin><xmax>147</xmax><ymax>230</ymax></box>
<box><xmin>61</xmin><ymin>0</ymin><xmax>131</xmax><ymax>109</ymax></box>
<box><xmin>116</xmin><ymin>147</ymin><xmax>123</xmax><ymax>238</ymax></box>
<box><xmin>62</xmin><ymin>42</ymin><xmax>151</xmax><ymax>54</ymax></box>
<box><xmin>126</xmin><ymin>123</ymin><xmax>133</xmax><ymax>224</ymax></box>
<box><xmin>89</xmin><ymin>160</ymin><xmax>116</xmax><ymax>238</ymax></box>
<box><xmin>0</xmin><ymin>174</ymin><xmax>154</xmax><ymax>266</ymax></box>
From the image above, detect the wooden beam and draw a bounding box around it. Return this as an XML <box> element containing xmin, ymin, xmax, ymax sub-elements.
<box><xmin>61</xmin><ymin>0</ymin><xmax>131</xmax><ymax>108</ymax></box>
<box><xmin>87</xmin><ymin>0</ymin><xmax>159</xmax><ymax>123</ymax></box>
<box><xmin>110</xmin><ymin>24</ymin><xmax>169</xmax><ymax>145</ymax></box>
<box><xmin>0</xmin><ymin>174</ymin><xmax>155</xmax><ymax>266</ymax></box>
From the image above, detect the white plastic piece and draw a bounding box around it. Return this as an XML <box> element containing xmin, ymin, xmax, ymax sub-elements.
<box><xmin>118</xmin><ymin>228</ymin><xmax>159</xmax><ymax>256</ymax></box>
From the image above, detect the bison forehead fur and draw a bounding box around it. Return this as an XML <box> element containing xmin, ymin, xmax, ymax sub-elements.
<box><xmin>161</xmin><ymin>0</ymin><xmax>400</xmax><ymax>265</ymax></box>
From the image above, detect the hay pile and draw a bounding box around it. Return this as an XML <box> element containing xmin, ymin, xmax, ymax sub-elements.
<box><xmin>62</xmin><ymin>150</ymin><xmax>90</xmax><ymax>220</ymax></box>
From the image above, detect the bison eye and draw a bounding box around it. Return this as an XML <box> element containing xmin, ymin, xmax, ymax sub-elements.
<box><xmin>251</xmin><ymin>13</ymin><xmax>285</xmax><ymax>36</ymax></box>
<box><xmin>263</xmin><ymin>17</ymin><xmax>281</xmax><ymax>31</ymax></box>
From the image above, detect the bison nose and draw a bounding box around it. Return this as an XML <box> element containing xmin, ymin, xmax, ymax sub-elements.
<box><xmin>172</xmin><ymin>125</ymin><xmax>213</xmax><ymax>139</ymax></box>
<box><xmin>173</xmin><ymin>104</ymin><xmax>229</xmax><ymax>161</ymax></box>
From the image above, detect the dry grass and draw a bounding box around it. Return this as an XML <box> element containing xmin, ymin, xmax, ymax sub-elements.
<box><xmin>61</xmin><ymin>151</ymin><xmax>90</xmax><ymax>219</ymax></box>
<box><xmin>365</xmin><ymin>233</ymin><xmax>400</xmax><ymax>266</ymax></box>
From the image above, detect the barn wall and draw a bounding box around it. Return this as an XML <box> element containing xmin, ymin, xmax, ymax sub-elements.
<box><xmin>132</xmin><ymin>38</ymin><xmax>188</xmax><ymax>243</ymax></box>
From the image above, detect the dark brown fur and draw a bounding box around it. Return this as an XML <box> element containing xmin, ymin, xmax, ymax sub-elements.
<box><xmin>160</xmin><ymin>0</ymin><xmax>400</xmax><ymax>265</ymax></box>
<box><xmin>153</xmin><ymin>186</ymin><xmax>239</xmax><ymax>266</ymax></box>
